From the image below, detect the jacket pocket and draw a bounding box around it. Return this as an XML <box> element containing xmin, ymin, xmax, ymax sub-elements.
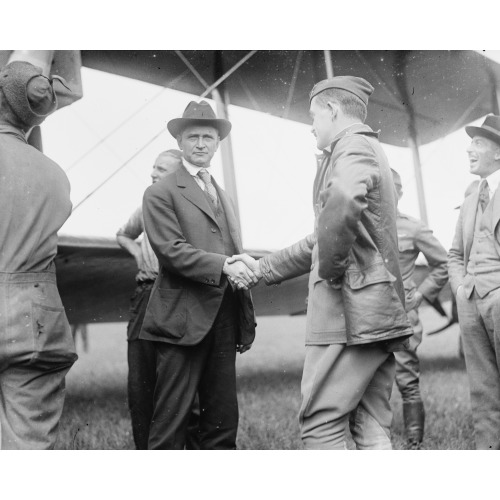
<box><xmin>341</xmin><ymin>263</ymin><xmax>412</xmax><ymax>345</ymax></box>
<box><xmin>31</xmin><ymin>303</ymin><xmax>77</xmax><ymax>367</ymax></box>
<box><xmin>143</xmin><ymin>288</ymin><xmax>187</xmax><ymax>339</ymax></box>
<box><xmin>309</xmin><ymin>275</ymin><xmax>346</xmax><ymax>334</ymax></box>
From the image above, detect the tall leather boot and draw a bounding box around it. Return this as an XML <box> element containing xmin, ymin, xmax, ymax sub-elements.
<box><xmin>403</xmin><ymin>401</ymin><xmax>425</xmax><ymax>449</ymax></box>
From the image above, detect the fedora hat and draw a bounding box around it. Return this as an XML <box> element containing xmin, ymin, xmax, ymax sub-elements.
<box><xmin>167</xmin><ymin>100</ymin><xmax>231</xmax><ymax>139</ymax></box>
<box><xmin>466</xmin><ymin>115</ymin><xmax>500</xmax><ymax>147</ymax></box>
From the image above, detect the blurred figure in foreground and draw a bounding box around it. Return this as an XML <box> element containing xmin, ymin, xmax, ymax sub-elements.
<box><xmin>0</xmin><ymin>61</ymin><xmax>77</xmax><ymax>449</ymax></box>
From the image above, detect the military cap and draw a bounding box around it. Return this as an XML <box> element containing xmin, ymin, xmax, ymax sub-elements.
<box><xmin>309</xmin><ymin>75</ymin><xmax>374</xmax><ymax>105</ymax></box>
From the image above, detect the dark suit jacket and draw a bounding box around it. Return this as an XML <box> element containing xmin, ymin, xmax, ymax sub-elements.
<box><xmin>139</xmin><ymin>165</ymin><xmax>256</xmax><ymax>347</ymax></box>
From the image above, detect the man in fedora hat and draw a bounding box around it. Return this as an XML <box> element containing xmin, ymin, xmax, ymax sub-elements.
<box><xmin>229</xmin><ymin>76</ymin><xmax>412</xmax><ymax>449</ymax></box>
<box><xmin>449</xmin><ymin>115</ymin><xmax>500</xmax><ymax>449</ymax></box>
<box><xmin>140</xmin><ymin>100</ymin><xmax>257</xmax><ymax>449</ymax></box>
<box><xmin>0</xmin><ymin>61</ymin><xmax>78</xmax><ymax>449</ymax></box>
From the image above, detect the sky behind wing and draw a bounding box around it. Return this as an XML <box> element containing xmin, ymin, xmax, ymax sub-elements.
<box><xmin>41</xmin><ymin>54</ymin><xmax>500</xmax><ymax>252</ymax></box>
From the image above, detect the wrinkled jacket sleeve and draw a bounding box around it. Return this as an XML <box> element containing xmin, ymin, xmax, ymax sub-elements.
<box><xmin>259</xmin><ymin>233</ymin><xmax>316</xmax><ymax>285</ymax></box>
<box><xmin>414</xmin><ymin>221</ymin><xmax>449</xmax><ymax>302</ymax></box>
<box><xmin>143</xmin><ymin>186</ymin><xmax>227</xmax><ymax>286</ymax></box>
<box><xmin>317</xmin><ymin>136</ymin><xmax>377</xmax><ymax>280</ymax></box>
<box><xmin>448</xmin><ymin>208</ymin><xmax>466</xmax><ymax>296</ymax></box>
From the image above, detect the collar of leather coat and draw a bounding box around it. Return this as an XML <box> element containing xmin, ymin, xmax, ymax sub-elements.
<box><xmin>322</xmin><ymin>123</ymin><xmax>379</xmax><ymax>156</ymax></box>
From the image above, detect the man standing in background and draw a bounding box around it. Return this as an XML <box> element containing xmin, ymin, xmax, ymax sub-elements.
<box><xmin>449</xmin><ymin>115</ymin><xmax>500</xmax><ymax>450</ymax></box>
<box><xmin>0</xmin><ymin>61</ymin><xmax>77</xmax><ymax>449</ymax></box>
<box><xmin>392</xmin><ymin>169</ymin><xmax>448</xmax><ymax>449</ymax></box>
<box><xmin>117</xmin><ymin>149</ymin><xmax>199</xmax><ymax>449</ymax></box>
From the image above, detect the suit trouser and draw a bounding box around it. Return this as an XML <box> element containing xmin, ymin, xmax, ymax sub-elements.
<box><xmin>299</xmin><ymin>343</ymin><xmax>395</xmax><ymax>450</ymax></box>
<box><xmin>127</xmin><ymin>282</ymin><xmax>200</xmax><ymax>449</ymax></box>
<box><xmin>456</xmin><ymin>286</ymin><xmax>500</xmax><ymax>450</ymax></box>
<box><xmin>395</xmin><ymin>308</ymin><xmax>423</xmax><ymax>403</ymax></box>
<box><xmin>0</xmin><ymin>272</ymin><xmax>77</xmax><ymax>449</ymax></box>
<box><xmin>148</xmin><ymin>287</ymin><xmax>238</xmax><ymax>450</ymax></box>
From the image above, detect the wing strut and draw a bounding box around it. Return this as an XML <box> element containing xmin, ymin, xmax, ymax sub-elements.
<box><xmin>212</xmin><ymin>51</ymin><xmax>241</xmax><ymax>228</ymax></box>
<box><xmin>283</xmin><ymin>51</ymin><xmax>303</xmax><ymax>119</ymax></box>
<box><xmin>394</xmin><ymin>51</ymin><xmax>429</xmax><ymax>225</ymax></box>
<box><xmin>324</xmin><ymin>50</ymin><xmax>334</xmax><ymax>78</ymax></box>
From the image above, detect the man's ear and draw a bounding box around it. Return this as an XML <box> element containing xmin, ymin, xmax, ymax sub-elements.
<box><xmin>326</xmin><ymin>101</ymin><xmax>339</xmax><ymax>121</ymax></box>
<box><xmin>176</xmin><ymin>135</ymin><xmax>182</xmax><ymax>149</ymax></box>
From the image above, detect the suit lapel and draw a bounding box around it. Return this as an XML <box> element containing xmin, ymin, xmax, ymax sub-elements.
<box><xmin>213</xmin><ymin>178</ymin><xmax>243</xmax><ymax>252</ymax></box>
<box><xmin>491</xmin><ymin>185</ymin><xmax>500</xmax><ymax>232</ymax></box>
<box><xmin>463</xmin><ymin>192</ymin><xmax>479</xmax><ymax>263</ymax></box>
<box><xmin>177</xmin><ymin>166</ymin><xmax>218</xmax><ymax>225</ymax></box>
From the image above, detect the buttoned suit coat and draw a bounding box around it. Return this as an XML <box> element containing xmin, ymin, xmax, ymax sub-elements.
<box><xmin>448</xmin><ymin>185</ymin><xmax>500</xmax><ymax>296</ymax></box>
<box><xmin>139</xmin><ymin>165</ymin><xmax>256</xmax><ymax>347</ymax></box>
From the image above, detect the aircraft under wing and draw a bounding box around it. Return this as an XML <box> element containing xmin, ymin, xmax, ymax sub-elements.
<box><xmin>79</xmin><ymin>50</ymin><xmax>500</xmax><ymax>147</ymax></box>
<box><xmin>56</xmin><ymin>235</ymin><xmax>308</xmax><ymax>324</ymax></box>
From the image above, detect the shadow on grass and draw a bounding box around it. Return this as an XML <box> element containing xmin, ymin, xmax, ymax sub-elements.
<box><xmin>237</xmin><ymin>367</ymin><xmax>302</xmax><ymax>390</ymax></box>
<box><xmin>420</xmin><ymin>355</ymin><xmax>466</xmax><ymax>372</ymax></box>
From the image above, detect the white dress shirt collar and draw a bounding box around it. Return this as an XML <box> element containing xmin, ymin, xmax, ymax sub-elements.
<box><xmin>182</xmin><ymin>158</ymin><xmax>205</xmax><ymax>176</ymax></box>
<box><xmin>482</xmin><ymin>168</ymin><xmax>500</xmax><ymax>196</ymax></box>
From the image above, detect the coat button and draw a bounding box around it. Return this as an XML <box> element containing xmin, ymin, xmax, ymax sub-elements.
<box><xmin>211</xmin><ymin>228</ymin><xmax>217</xmax><ymax>233</ymax></box>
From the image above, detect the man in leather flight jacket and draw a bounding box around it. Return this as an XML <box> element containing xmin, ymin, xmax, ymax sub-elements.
<box><xmin>230</xmin><ymin>76</ymin><xmax>412</xmax><ymax>449</ymax></box>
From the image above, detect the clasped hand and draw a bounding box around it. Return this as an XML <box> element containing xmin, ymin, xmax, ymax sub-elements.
<box><xmin>223</xmin><ymin>253</ymin><xmax>262</xmax><ymax>290</ymax></box>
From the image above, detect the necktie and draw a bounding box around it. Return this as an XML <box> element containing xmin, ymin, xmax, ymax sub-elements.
<box><xmin>197</xmin><ymin>169</ymin><xmax>218</xmax><ymax>207</ymax></box>
<box><xmin>479</xmin><ymin>180</ymin><xmax>490</xmax><ymax>212</ymax></box>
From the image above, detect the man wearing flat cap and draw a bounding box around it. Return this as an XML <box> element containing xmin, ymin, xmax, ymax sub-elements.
<box><xmin>0</xmin><ymin>61</ymin><xmax>77</xmax><ymax>449</ymax></box>
<box><xmin>140</xmin><ymin>100</ymin><xmax>257</xmax><ymax>449</ymax></box>
<box><xmin>230</xmin><ymin>76</ymin><xmax>412</xmax><ymax>449</ymax></box>
<box><xmin>449</xmin><ymin>115</ymin><xmax>500</xmax><ymax>449</ymax></box>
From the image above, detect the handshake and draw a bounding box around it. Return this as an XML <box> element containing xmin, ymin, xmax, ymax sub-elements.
<box><xmin>223</xmin><ymin>253</ymin><xmax>262</xmax><ymax>290</ymax></box>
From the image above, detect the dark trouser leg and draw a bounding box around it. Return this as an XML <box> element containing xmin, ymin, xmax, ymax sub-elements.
<box><xmin>147</xmin><ymin>287</ymin><xmax>238</xmax><ymax>450</ymax></box>
<box><xmin>126</xmin><ymin>283</ymin><xmax>157</xmax><ymax>449</ymax></box>
<box><xmin>148</xmin><ymin>340</ymin><xmax>204</xmax><ymax>450</ymax></box>
<box><xmin>395</xmin><ymin>308</ymin><xmax>425</xmax><ymax>447</ymax></box>
<box><xmin>197</xmin><ymin>291</ymin><xmax>238</xmax><ymax>450</ymax></box>
<box><xmin>185</xmin><ymin>395</ymin><xmax>201</xmax><ymax>450</ymax></box>
<box><xmin>127</xmin><ymin>339</ymin><xmax>157</xmax><ymax>449</ymax></box>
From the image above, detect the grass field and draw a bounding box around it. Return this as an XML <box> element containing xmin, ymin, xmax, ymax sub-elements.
<box><xmin>55</xmin><ymin>303</ymin><xmax>474</xmax><ymax>450</ymax></box>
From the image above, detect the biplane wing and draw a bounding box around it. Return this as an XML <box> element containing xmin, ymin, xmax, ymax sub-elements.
<box><xmin>2</xmin><ymin>50</ymin><xmax>497</xmax><ymax>324</ymax></box>
<box><xmin>56</xmin><ymin>235</ymin><xmax>308</xmax><ymax>323</ymax></box>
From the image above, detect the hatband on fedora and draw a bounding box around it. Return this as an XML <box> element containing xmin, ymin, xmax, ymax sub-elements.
<box><xmin>167</xmin><ymin>100</ymin><xmax>231</xmax><ymax>139</ymax></box>
<box><xmin>466</xmin><ymin>115</ymin><xmax>500</xmax><ymax>147</ymax></box>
